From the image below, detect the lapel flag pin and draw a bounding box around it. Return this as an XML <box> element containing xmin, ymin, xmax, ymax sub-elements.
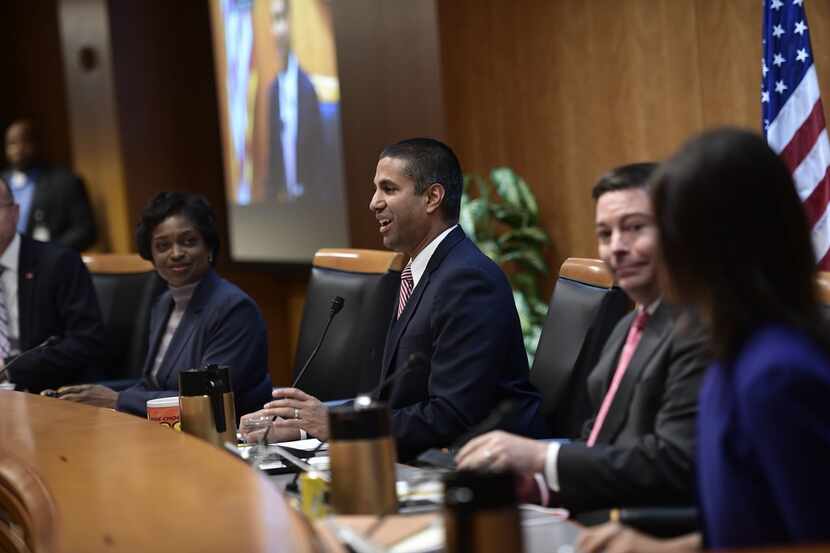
<box><xmin>25</xmin><ymin>272</ymin><xmax>34</xmax><ymax>280</ymax></box>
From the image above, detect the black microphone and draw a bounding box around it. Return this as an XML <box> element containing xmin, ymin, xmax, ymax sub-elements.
<box><xmin>260</xmin><ymin>296</ymin><xmax>344</xmax><ymax>445</ymax></box>
<box><xmin>291</xmin><ymin>296</ymin><xmax>345</xmax><ymax>388</ymax></box>
<box><xmin>0</xmin><ymin>335</ymin><xmax>60</xmax><ymax>382</ymax></box>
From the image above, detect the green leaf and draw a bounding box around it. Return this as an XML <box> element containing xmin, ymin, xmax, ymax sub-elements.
<box><xmin>513</xmin><ymin>290</ymin><xmax>532</xmax><ymax>333</ymax></box>
<box><xmin>501</xmin><ymin>249</ymin><xmax>548</xmax><ymax>274</ymax></box>
<box><xmin>498</xmin><ymin>227</ymin><xmax>550</xmax><ymax>247</ymax></box>
<box><xmin>491</xmin><ymin>204</ymin><xmax>527</xmax><ymax>228</ymax></box>
<box><xmin>524</xmin><ymin>323</ymin><xmax>543</xmax><ymax>362</ymax></box>
<box><xmin>461</xmin><ymin>197</ymin><xmax>493</xmax><ymax>239</ymax></box>
<box><xmin>531</xmin><ymin>298</ymin><xmax>550</xmax><ymax>319</ymax></box>
<box><xmin>477</xmin><ymin>239</ymin><xmax>500</xmax><ymax>262</ymax></box>
<box><xmin>510</xmin><ymin>272</ymin><xmax>539</xmax><ymax>298</ymax></box>
<box><xmin>490</xmin><ymin>167</ymin><xmax>523</xmax><ymax>209</ymax></box>
<box><xmin>514</xmin><ymin>175</ymin><xmax>539</xmax><ymax>222</ymax></box>
<box><xmin>459</xmin><ymin>194</ymin><xmax>477</xmax><ymax>240</ymax></box>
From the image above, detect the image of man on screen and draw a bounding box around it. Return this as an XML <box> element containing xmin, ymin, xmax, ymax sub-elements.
<box><xmin>264</xmin><ymin>0</ymin><xmax>324</xmax><ymax>204</ymax></box>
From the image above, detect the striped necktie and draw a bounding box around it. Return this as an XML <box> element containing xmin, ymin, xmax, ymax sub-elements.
<box><xmin>0</xmin><ymin>267</ymin><xmax>10</xmax><ymax>359</ymax></box>
<box><xmin>397</xmin><ymin>263</ymin><xmax>414</xmax><ymax>319</ymax></box>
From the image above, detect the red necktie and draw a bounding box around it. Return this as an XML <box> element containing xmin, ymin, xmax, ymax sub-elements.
<box><xmin>397</xmin><ymin>263</ymin><xmax>414</xmax><ymax>319</ymax></box>
<box><xmin>586</xmin><ymin>309</ymin><xmax>651</xmax><ymax>446</ymax></box>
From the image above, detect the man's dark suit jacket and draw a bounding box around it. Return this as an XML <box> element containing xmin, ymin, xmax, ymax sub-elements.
<box><xmin>555</xmin><ymin>303</ymin><xmax>708</xmax><ymax>513</ymax></box>
<box><xmin>266</xmin><ymin>66</ymin><xmax>324</xmax><ymax>202</ymax></box>
<box><xmin>380</xmin><ymin>226</ymin><xmax>543</xmax><ymax>461</ymax></box>
<box><xmin>116</xmin><ymin>269</ymin><xmax>272</xmax><ymax>419</ymax></box>
<box><xmin>7</xmin><ymin>236</ymin><xmax>106</xmax><ymax>392</ymax></box>
<box><xmin>21</xmin><ymin>165</ymin><xmax>97</xmax><ymax>251</ymax></box>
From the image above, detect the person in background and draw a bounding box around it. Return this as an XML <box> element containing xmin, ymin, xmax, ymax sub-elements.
<box><xmin>455</xmin><ymin>163</ymin><xmax>709</xmax><ymax>514</ymax></box>
<box><xmin>241</xmin><ymin>138</ymin><xmax>543</xmax><ymax>460</ymax></box>
<box><xmin>0</xmin><ymin>175</ymin><xmax>105</xmax><ymax>391</ymax></box>
<box><xmin>579</xmin><ymin>128</ymin><xmax>830</xmax><ymax>551</ymax></box>
<box><xmin>58</xmin><ymin>192</ymin><xmax>272</xmax><ymax>418</ymax></box>
<box><xmin>262</xmin><ymin>0</ymin><xmax>323</xmax><ymax>203</ymax></box>
<box><xmin>3</xmin><ymin>119</ymin><xmax>97</xmax><ymax>251</ymax></box>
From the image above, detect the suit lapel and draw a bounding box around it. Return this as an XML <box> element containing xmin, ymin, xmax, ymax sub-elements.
<box><xmin>595</xmin><ymin>303</ymin><xmax>672</xmax><ymax>443</ymax></box>
<box><xmin>143</xmin><ymin>296</ymin><xmax>173</xmax><ymax>374</ymax></box>
<box><xmin>379</xmin><ymin>227</ymin><xmax>465</xmax><ymax>383</ymax></box>
<box><xmin>380</xmin><ymin>270</ymin><xmax>431</xmax><ymax>381</ymax></box>
<box><xmin>152</xmin><ymin>270</ymin><xmax>217</xmax><ymax>385</ymax></box>
<box><xmin>16</xmin><ymin>238</ymin><xmax>37</xmax><ymax>348</ymax></box>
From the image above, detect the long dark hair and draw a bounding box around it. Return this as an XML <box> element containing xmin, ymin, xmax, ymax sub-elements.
<box><xmin>651</xmin><ymin>127</ymin><xmax>825</xmax><ymax>361</ymax></box>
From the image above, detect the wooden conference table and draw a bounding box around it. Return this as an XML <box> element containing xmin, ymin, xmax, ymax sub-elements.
<box><xmin>0</xmin><ymin>390</ymin><xmax>316</xmax><ymax>553</ymax></box>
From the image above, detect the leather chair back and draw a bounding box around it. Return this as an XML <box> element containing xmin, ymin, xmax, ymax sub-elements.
<box><xmin>83</xmin><ymin>254</ymin><xmax>164</xmax><ymax>382</ymax></box>
<box><xmin>293</xmin><ymin>249</ymin><xmax>405</xmax><ymax>401</ymax></box>
<box><xmin>530</xmin><ymin>258</ymin><xmax>632</xmax><ymax>438</ymax></box>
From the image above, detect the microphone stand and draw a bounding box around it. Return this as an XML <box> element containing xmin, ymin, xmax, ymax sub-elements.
<box><xmin>0</xmin><ymin>335</ymin><xmax>60</xmax><ymax>384</ymax></box>
<box><xmin>261</xmin><ymin>296</ymin><xmax>345</xmax><ymax>445</ymax></box>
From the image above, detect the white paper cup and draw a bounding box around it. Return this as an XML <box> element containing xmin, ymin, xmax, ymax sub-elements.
<box><xmin>146</xmin><ymin>396</ymin><xmax>181</xmax><ymax>431</ymax></box>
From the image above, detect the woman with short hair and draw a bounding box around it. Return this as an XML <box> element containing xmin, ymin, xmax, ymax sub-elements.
<box><xmin>58</xmin><ymin>192</ymin><xmax>272</xmax><ymax>418</ymax></box>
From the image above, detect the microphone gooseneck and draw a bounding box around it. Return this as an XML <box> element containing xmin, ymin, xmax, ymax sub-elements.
<box><xmin>291</xmin><ymin>295</ymin><xmax>345</xmax><ymax>389</ymax></box>
<box><xmin>0</xmin><ymin>335</ymin><xmax>60</xmax><ymax>381</ymax></box>
<box><xmin>261</xmin><ymin>296</ymin><xmax>345</xmax><ymax>445</ymax></box>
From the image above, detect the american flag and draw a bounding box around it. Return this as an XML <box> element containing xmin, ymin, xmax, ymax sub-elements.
<box><xmin>763</xmin><ymin>0</ymin><xmax>830</xmax><ymax>269</ymax></box>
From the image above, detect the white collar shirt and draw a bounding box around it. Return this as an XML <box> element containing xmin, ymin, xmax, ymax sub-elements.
<box><xmin>408</xmin><ymin>225</ymin><xmax>457</xmax><ymax>289</ymax></box>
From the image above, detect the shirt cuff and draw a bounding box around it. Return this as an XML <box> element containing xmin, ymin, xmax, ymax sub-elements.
<box><xmin>544</xmin><ymin>441</ymin><xmax>562</xmax><ymax>492</ymax></box>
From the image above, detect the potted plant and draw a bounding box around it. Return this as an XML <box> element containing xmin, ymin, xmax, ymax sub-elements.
<box><xmin>460</xmin><ymin>167</ymin><xmax>550</xmax><ymax>364</ymax></box>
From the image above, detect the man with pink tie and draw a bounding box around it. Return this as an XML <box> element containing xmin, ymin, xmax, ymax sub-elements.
<box><xmin>457</xmin><ymin>163</ymin><xmax>709</xmax><ymax>514</ymax></box>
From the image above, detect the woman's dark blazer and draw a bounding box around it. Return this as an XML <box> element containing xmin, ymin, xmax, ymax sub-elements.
<box><xmin>115</xmin><ymin>269</ymin><xmax>272</xmax><ymax>418</ymax></box>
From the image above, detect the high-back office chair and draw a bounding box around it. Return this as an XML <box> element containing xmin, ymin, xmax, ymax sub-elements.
<box><xmin>0</xmin><ymin>451</ymin><xmax>58</xmax><ymax>553</ymax></box>
<box><xmin>530</xmin><ymin>258</ymin><xmax>632</xmax><ymax>438</ymax></box>
<box><xmin>82</xmin><ymin>254</ymin><xmax>164</xmax><ymax>387</ymax></box>
<box><xmin>292</xmin><ymin>249</ymin><xmax>405</xmax><ymax>401</ymax></box>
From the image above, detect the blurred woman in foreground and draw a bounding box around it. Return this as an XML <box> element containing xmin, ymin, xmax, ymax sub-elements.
<box><xmin>579</xmin><ymin>128</ymin><xmax>830</xmax><ymax>551</ymax></box>
<box><xmin>57</xmin><ymin>192</ymin><xmax>272</xmax><ymax>418</ymax></box>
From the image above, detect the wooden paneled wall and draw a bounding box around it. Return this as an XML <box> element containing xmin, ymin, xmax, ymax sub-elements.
<box><xmin>438</xmin><ymin>0</ymin><xmax>830</xmax><ymax>288</ymax></box>
<box><xmin>0</xmin><ymin>1</ymin><xmax>72</xmax><ymax>174</ymax></box>
<box><xmin>332</xmin><ymin>0</ymin><xmax>447</xmax><ymax>250</ymax></box>
<box><xmin>58</xmin><ymin>0</ymin><xmax>131</xmax><ymax>253</ymax></box>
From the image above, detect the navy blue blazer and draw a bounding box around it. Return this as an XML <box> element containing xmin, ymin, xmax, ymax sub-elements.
<box><xmin>116</xmin><ymin>269</ymin><xmax>272</xmax><ymax>418</ymax></box>
<box><xmin>698</xmin><ymin>324</ymin><xmax>830</xmax><ymax>548</ymax></box>
<box><xmin>7</xmin><ymin>236</ymin><xmax>106</xmax><ymax>392</ymax></box>
<box><xmin>380</xmin><ymin>227</ymin><xmax>543</xmax><ymax>460</ymax></box>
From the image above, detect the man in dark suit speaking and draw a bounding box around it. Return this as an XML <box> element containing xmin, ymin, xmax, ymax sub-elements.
<box><xmin>264</xmin><ymin>0</ymin><xmax>323</xmax><ymax>204</ymax></box>
<box><xmin>0</xmin><ymin>175</ymin><xmax>105</xmax><ymax>392</ymax></box>
<box><xmin>242</xmin><ymin>138</ymin><xmax>543</xmax><ymax>460</ymax></box>
<box><xmin>456</xmin><ymin>163</ymin><xmax>709</xmax><ymax>513</ymax></box>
